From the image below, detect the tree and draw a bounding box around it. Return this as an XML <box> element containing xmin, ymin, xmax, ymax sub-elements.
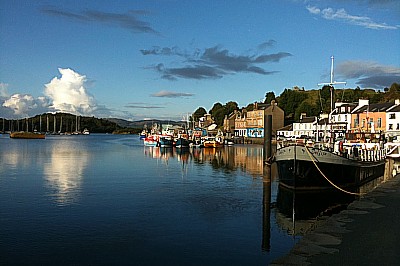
<box><xmin>225</xmin><ymin>101</ymin><xmax>239</xmax><ymax>115</ymax></box>
<box><xmin>264</xmin><ymin>91</ymin><xmax>276</xmax><ymax>104</ymax></box>
<box><xmin>213</xmin><ymin>107</ymin><xmax>227</xmax><ymax>126</ymax></box>
<box><xmin>209</xmin><ymin>102</ymin><xmax>223</xmax><ymax>115</ymax></box>
<box><xmin>295</xmin><ymin>101</ymin><xmax>319</xmax><ymax>121</ymax></box>
<box><xmin>277</xmin><ymin>88</ymin><xmax>307</xmax><ymax>117</ymax></box>
<box><xmin>245</xmin><ymin>103</ymin><xmax>254</xmax><ymax>111</ymax></box>
<box><xmin>192</xmin><ymin>107</ymin><xmax>207</xmax><ymax>122</ymax></box>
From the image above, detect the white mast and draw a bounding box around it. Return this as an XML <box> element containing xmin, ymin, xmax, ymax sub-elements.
<box><xmin>318</xmin><ymin>56</ymin><xmax>347</xmax><ymax>143</ymax></box>
<box><xmin>318</xmin><ymin>56</ymin><xmax>346</xmax><ymax>113</ymax></box>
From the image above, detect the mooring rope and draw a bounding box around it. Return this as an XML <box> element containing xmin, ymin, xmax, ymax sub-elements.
<box><xmin>304</xmin><ymin>146</ymin><xmax>366</xmax><ymax>196</ymax></box>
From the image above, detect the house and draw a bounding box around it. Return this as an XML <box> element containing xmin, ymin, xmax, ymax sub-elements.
<box><xmin>292</xmin><ymin>114</ymin><xmax>317</xmax><ymax>138</ymax></box>
<box><xmin>277</xmin><ymin>124</ymin><xmax>293</xmax><ymax>139</ymax></box>
<box><xmin>223</xmin><ymin>110</ymin><xmax>238</xmax><ymax>133</ymax></box>
<box><xmin>330</xmin><ymin>102</ymin><xmax>357</xmax><ymax>132</ymax></box>
<box><xmin>234</xmin><ymin>109</ymin><xmax>247</xmax><ymax>137</ymax></box>
<box><xmin>198</xmin><ymin>114</ymin><xmax>214</xmax><ymax>129</ymax></box>
<box><xmin>351</xmin><ymin>99</ymin><xmax>394</xmax><ymax>133</ymax></box>
<box><xmin>386</xmin><ymin>100</ymin><xmax>400</xmax><ymax>138</ymax></box>
<box><xmin>245</xmin><ymin>101</ymin><xmax>284</xmax><ymax>138</ymax></box>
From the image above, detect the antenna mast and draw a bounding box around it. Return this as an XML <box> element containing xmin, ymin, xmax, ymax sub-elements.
<box><xmin>318</xmin><ymin>56</ymin><xmax>346</xmax><ymax>113</ymax></box>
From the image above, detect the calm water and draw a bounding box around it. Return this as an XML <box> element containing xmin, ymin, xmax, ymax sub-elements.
<box><xmin>0</xmin><ymin>134</ymin><xmax>347</xmax><ymax>265</ymax></box>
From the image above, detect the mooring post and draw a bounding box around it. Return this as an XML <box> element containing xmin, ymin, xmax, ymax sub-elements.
<box><xmin>263</xmin><ymin>115</ymin><xmax>272</xmax><ymax>164</ymax></box>
<box><xmin>262</xmin><ymin>165</ymin><xmax>271</xmax><ymax>251</ymax></box>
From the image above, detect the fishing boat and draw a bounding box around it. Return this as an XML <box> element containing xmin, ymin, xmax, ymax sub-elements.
<box><xmin>10</xmin><ymin>131</ymin><xmax>46</xmax><ymax>139</ymax></box>
<box><xmin>158</xmin><ymin>135</ymin><xmax>173</xmax><ymax>148</ymax></box>
<box><xmin>203</xmin><ymin>136</ymin><xmax>223</xmax><ymax>148</ymax></box>
<box><xmin>175</xmin><ymin>137</ymin><xmax>190</xmax><ymax>149</ymax></box>
<box><xmin>144</xmin><ymin>135</ymin><xmax>159</xmax><ymax>147</ymax></box>
<box><xmin>139</xmin><ymin>130</ymin><xmax>147</xmax><ymax>139</ymax></box>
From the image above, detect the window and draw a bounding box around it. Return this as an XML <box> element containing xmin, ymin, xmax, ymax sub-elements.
<box><xmin>389</xmin><ymin>124</ymin><xmax>393</xmax><ymax>130</ymax></box>
<box><xmin>354</xmin><ymin>118</ymin><xmax>359</xmax><ymax>127</ymax></box>
<box><xmin>362</xmin><ymin>119</ymin><xmax>365</xmax><ymax>127</ymax></box>
<box><xmin>377</xmin><ymin>118</ymin><xmax>382</xmax><ymax>128</ymax></box>
<box><xmin>338</xmin><ymin>115</ymin><xmax>341</xmax><ymax>122</ymax></box>
<box><xmin>345</xmin><ymin>115</ymin><xmax>347</xmax><ymax>122</ymax></box>
<box><xmin>397</xmin><ymin>124</ymin><xmax>399</xmax><ymax>130</ymax></box>
<box><xmin>389</xmin><ymin>113</ymin><xmax>396</xmax><ymax>119</ymax></box>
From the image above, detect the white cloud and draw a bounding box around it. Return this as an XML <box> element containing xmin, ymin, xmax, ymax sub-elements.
<box><xmin>0</xmin><ymin>83</ymin><xmax>9</xmax><ymax>97</ymax></box>
<box><xmin>307</xmin><ymin>5</ymin><xmax>399</xmax><ymax>30</ymax></box>
<box><xmin>2</xmin><ymin>94</ymin><xmax>51</xmax><ymax>117</ymax></box>
<box><xmin>44</xmin><ymin>68</ymin><xmax>97</xmax><ymax>115</ymax></box>
<box><xmin>306</xmin><ymin>6</ymin><xmax>320</xmax><ymax>15</ymax></box>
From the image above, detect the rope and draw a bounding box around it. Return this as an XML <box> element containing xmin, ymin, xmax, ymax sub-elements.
<box><xmin>304</xmin><ymin>146</ymin><xmax>366</xmax><ymax>196</ymax></box>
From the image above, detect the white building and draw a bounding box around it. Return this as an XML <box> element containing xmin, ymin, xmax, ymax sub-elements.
<box><xmin>292</xmin><ymin>114</ymin><xmax>316</xmax><ymax>138</ymax></box>
<box><xmin>386</xmin><ymin>100</ymin><xmax>400</xmax><ymax>138</ymax></box>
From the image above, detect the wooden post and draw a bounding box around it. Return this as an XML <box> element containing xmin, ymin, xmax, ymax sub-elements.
<box><xmin>263</xmin><ymin>115</ymin><xmax>272</xmax><ymax>164</ymax></box>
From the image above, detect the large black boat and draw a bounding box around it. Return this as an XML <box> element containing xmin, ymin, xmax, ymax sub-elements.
<box><xmin>275</xmin><ymin>137</ymin><xmax>386</xmax><ymax>190</ymax></box>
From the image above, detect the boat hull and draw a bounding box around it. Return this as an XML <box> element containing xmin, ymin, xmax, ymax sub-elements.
<box><xmin>275</xmin><ymin>145</ymin><xmax>385</xmax><ymax>190</ymax></box>
<box><xmin>10</xmin><ymin>132</ymin><xmax>45</xmax><ymax>139</ymax></box>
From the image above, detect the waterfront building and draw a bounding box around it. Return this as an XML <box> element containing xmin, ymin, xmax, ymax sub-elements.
<box><xmin>276</xmin><ymin>124</ymin><xmax>293</xmax><ymax>139</ymax></box>
<box><xmin>385</xmin><ymin>100</ymin><xmax>400</xmax><ymax>138</ymax></box>
<box><xmin>292</xmin><ymin>114</ymin><xmax>316</xmax><ymax>138</ymax></box>
<box><xmin>223</xmin><ymin>110</ymin><xmax>239</xmax><ymax>133</ymax></box>
<box><xmin>330</xmin><ymin>102</ymin><xmax>357</xmax><ymax>132</ymax></box>
<box><xmin>351</xmin><ymin>99</ymin><xmax>394</xmax><ymax>133</ymax></box>
<box><xmin>198</xmin><ymin>114</ymin><xmax>214</xmax><ymax>129</ymax></box>
<box><xmin>233</xmin><ymin>109</ymin><xmax>247</xmax><ymax>137</ymax></box>
<box><xmin>245</xmin><ymin>101</ymin><xmax>284</xmax><ymax>138</ymax></box>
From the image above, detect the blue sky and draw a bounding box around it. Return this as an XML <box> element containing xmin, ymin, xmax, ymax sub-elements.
<box><xmin>1</xmin><ymin>0</ymin><xmax>399</xmax><ymax>121</ymax></box>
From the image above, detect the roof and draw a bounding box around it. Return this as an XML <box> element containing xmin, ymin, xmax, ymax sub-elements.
<box><xmin>317</xmin><ymin>118</ymin><xmax>330</xmax><ymax>125</ymax></box>
<box><xmin>388</xmin><ymin>104</ymin><xmax>400</xmax><ymax>112</ymax></box>
<box><xmin>299</xmin><ymin>116</ymin><xmax>316</xmax><ymax>123</ymax></box>
<box><xmin>353</xmin><ymin>102</ymin><xmax>395</xmax><ymax>113</ymax></box>
<box><xmin>277</xmin><ymin>124</ymin><xmax>293</xmax><ymax>131</ymax></box>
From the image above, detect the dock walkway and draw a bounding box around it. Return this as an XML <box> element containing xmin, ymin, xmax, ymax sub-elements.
<box><xmin>271</xmin><ymin>174</ymin><xmax>400</xmax><ymax>265</ymax></box>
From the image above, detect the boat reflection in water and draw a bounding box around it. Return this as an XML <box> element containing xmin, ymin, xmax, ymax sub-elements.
<box><xmin>275</xmin><ymin>167</ymin><xmax>390</xmax><ymax>237</ymax></box>
<box><xmin>142</xmin><ymin>144</ymin><xmax>385</xmax><ymax>256</ymax></box>
<box><xmin>275</xmin><ymin>186</ymin><xmax>354</xmax><ymax>236</ymax></box>
<box><xmin>143</xmin><ymin>145</ymin><xmax>265</xmax><ymax>177</ymax></box>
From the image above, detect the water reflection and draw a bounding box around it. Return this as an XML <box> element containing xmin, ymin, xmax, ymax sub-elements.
<box><xmin>143</xmin><ymin>145</ymin><xmax>265</xmax><ymax>177</ymax></box>
<box><xmin>43</xmin><ymin>141</ymin><xmax>88</xmax><ymax>205</ymax></box>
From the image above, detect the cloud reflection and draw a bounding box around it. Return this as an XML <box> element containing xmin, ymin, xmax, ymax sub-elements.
<box><xmin>43</xmin><ymin>142</ymin><xmax>88</xmax><ymax>205</ymax></box>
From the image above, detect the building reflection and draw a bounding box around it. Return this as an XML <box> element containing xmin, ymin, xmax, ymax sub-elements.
<box><xmin>43</xmin><ymin>142</ymin><xmax>88</xmax><ymax>206</ymax></box>
<box><xmin>143</xmin><ymin>145</ymin><xmax>267</xmax><ymax>178</ymax></box>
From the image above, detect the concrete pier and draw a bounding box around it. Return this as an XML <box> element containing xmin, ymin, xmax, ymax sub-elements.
<box><xmin>270</xmin><ymin>172</ymin><xmax>400</xmax><ymax>265</ymax></box>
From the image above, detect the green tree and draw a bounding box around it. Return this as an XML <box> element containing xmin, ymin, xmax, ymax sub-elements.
<box><xmin>277</xmin><ymin>88</ymin><xmax>307</xmax><ymax>117</ymax></box>
<box><xmin>295</xmin><ymin>101</ymin><xmax>319</xmax><ymax>121</ymax></box>
<box><xmin>264</xmin><ymin>91</ymin><xmax>276</xmax><ymax>104</ymax></box>
<box><xmin>225</xmin><ymin>101</ymin><xmax>239</xmax><ymax>115</ymax></box>
<box><xmin>245</xmin><ymin>103</ymin><xmax>254</xmax><ymax>111</ymax></box>
<box><xmin>192</xmin><ymin>107</ymin><xmax>207</xmax><ymax>122</ymax></box>
<box><xmin>213</xmin><ymin>107</ymin><xmax>227</xmax><ymax>126</ymax></box>
<box><xmin>209</xmin><ymin>102</ymin><xmax>223</xmax><ymax>115</ymax></box>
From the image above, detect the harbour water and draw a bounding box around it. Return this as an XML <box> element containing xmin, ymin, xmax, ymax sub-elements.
<box><xmin>0</xmin><ymin>134</ymin><xmax>354</xmax><ymax>265</ymax></box>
